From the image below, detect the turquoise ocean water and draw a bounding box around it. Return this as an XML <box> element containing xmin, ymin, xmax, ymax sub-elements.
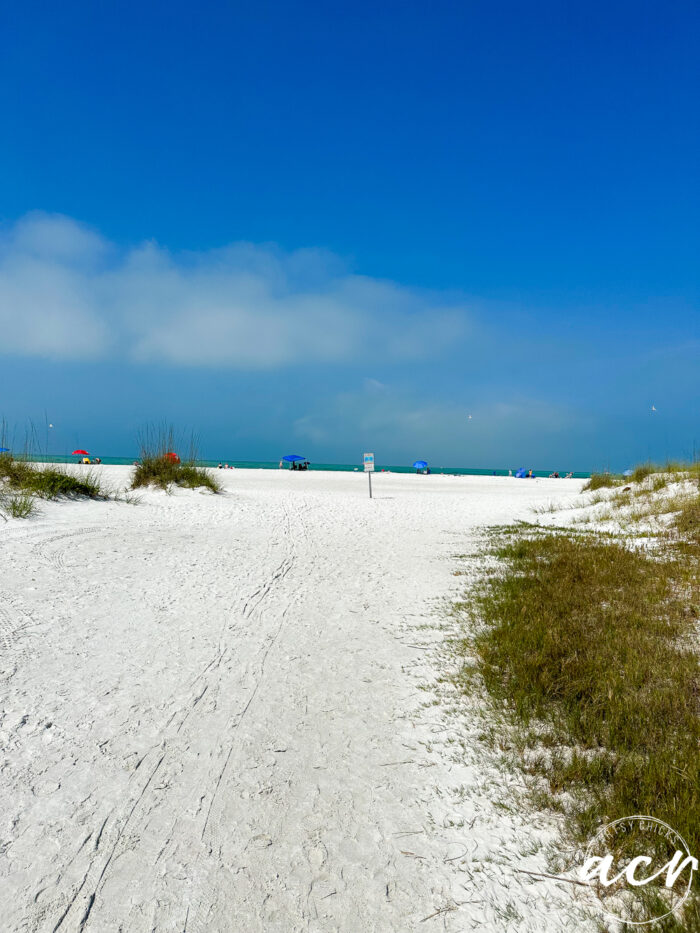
<box><xmin>26</xmin><ymin>454</ymin><xmax>590</xmax><ymax>479</ymax></box>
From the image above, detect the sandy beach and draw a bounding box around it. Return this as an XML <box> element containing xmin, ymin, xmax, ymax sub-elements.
<box><xmin>0</xmin><ymin>467</ymin><xmax>590</xmax><ymax>932</ymax></box>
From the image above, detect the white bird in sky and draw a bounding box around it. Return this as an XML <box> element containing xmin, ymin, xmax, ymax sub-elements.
<box><xmin>651</xmin><ymin>405</ymin><xmax>657</xmax><ymax>412</ymax></box>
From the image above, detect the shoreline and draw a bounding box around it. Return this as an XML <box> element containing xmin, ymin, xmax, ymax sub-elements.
<box><xmin>13</xmin><ymin>454</ymin><xmax>593</xmax><ymax>478</ymax></box>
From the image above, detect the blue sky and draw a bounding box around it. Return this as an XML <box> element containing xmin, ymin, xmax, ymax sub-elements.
<box><xmin>0</xmin><ymin>0</ymin><xmax>698</xmax><ymax>469</ymax></box>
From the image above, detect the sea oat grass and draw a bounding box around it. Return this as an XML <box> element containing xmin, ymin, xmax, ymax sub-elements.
<box><xmin>0</xmin><ymin>454</ymin><xmax>105</xmax><ymax>500</ymax></box>
<box><xmin>131</xmin><ymin>457</ymin><xmax>220</xmax><ymax>492</ymax></box>
<box><xmin>584</xmin><ymin>462</ymin><xmax>700</xmax><ymax>495</ymax></box>
<box><xmin>582</xmin><ymin>473</ymin><xmax>623</xmax><ymax>492</ymax></box>
<box><xmin>631</xmin><ymin>463</ymin><xmax>655</xmax><ymax>484</ymax></box>
<box><xmin>0</xmin><ymin>490</ymin><xmax>37</xmax><ymax>519</ymax></box>
<box><xmin>131</xmin><ymin>425</ymin><xmax>221</xmax><ymax>493</ymax></box>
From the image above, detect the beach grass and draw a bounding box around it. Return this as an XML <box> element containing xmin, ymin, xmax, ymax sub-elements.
<box><xmin>674</xmin><ymin>496</ymin><xmax>700</xmax><ymax>545</ymax></box>
<box><xmin>583</xmin><ymin>461</ymin><xmax>700</xmax><ymax>494</ymax></box>
<box><xmin>0</xmin><ymin>490</ymin><xmax>37</xmax><ymax>519</ymax></box>
<box><xmin>131</xmin><ymin>426</ymin><xmax>221</xmax><ymax>493</ymax></box>
<box><xmin>582</xmin><ymin>472</ymin><xmax>624</xmax><ymax>491</ymax></box>
<box><xmin>454</xmin><ymin>516</ymin><xmax>700</xmax><ymax>927</ymax></box>
<box><xmin>575</xmin><ymin>463</ymin><xmax>700</xmax><ymax>532</ymax></box>
<box><xmin>0</xmin><ymin>453</ymin><xmax>106</xmax><ymax>502</ymax></box>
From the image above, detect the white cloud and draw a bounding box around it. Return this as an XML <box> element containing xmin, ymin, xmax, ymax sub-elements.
<box><xmin>0</xmin><ymin>212</ymin><xmax>471</xmax><ymax>368</ymax></box>
<box><xmin>363</xmin><ymin>377</ymin><xmax>386</xmax><ymax>393</ymax></box>
<box><xmin>0</xmin><ymin>214</ymin><xmax>112</xmax><ymax>359</ymax></box>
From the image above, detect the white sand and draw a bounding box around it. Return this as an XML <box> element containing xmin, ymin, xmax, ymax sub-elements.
<box><xmin>0</xmin><ymin>467</ymin><xmax>595</xmax><ymax>932</ymax></box>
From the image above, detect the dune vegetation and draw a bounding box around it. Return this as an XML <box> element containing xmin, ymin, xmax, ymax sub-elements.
<box><xmin>0</xmin><ymin>452</ymin><xmax>107</xmax><ymax>519</ymax></box>
<box><xmin>583</xmin><ymin>460</ymin><xmax>700</xmax><ymax>492</ymax></box>
<box><xmin>454</xmin><ymin>466</ymin><xmax>700</xmax><ymax>929</ymax></box>
<box><xmin>0</xmin><ymin>422</ymin><xmax>221</xmax><ymax>517</ymax></box>
<box><xmin>573</xmin><ymin>462</ymin><xmax>700</xmax><ymax>531</ymax></box>
<box><xmin>130</xmin><ymin>426</ymin><xmax>220</xmax><ymax>493</ymax></box>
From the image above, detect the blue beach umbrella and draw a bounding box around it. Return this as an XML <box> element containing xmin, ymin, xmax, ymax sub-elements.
<box><xmin>413</xmin><ymin>460</ymin><xmax>428</xmax><ymax>469</ymax></box>
<box><xmin>282</xmin><ymin>454</ymin><xmax>305</xmax><ymax>462</ymax></box>
<box><xmin>0</xmin><ymin>447</ymin><xmax>9</xmax><ymax>453</ymax></box>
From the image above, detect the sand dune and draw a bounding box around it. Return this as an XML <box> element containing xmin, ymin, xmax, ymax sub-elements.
<box><xmin>0</xmin><ymin>467</ymin><xmax>593</xmax><ymax>932</ymax></box>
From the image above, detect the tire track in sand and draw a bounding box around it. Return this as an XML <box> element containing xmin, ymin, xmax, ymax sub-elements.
<box><xmin>185</xmin><ymin>498</ymin><xmax>302</xmax><ymax>933</ymax></box>
<box><xmin>27</xmin><ymin>500</ymin><xmax>300</xmax><ymax>933</ymax></box>
<box><xmin>0</xmin><ymin>598</ymin><xmax>34</xmax><ymax>682</ymax></box>
<box><xmin>32</xmin><ymin>528</ymin><xmax>101</xmax><ymax>572</ymax></box>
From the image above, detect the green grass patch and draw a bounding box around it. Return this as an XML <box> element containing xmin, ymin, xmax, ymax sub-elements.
<box><xmin>675</xmin><ymin>496</ymin><xmax>700</xmax><ymax>546</ymax></box>
<box><xmin>456</xmin><ymin>529</ymin><xmax>700</xmax><ymax>927</ymax></box>
<box><xmin>131</xmin><ymin>457</ymin><xmax>220</xmax><ymax>493</ymax></box>
<box><xmin>131</xmin><ymin>426</ymin><xmax>221</xmax><ymax>493</ymax></box>
<box><xmin>631</xmin><ymin>463</ymin><xmax>655</xmax><ymax>483</ymax></box>
<box><xmin>584</xmin><ymin>462</ymin><xmax>700</xmax><ymax>494</ymax></box>
<box><xmin>1</xmin><ymin>490</ymin><xmax>37</xmax><ymax>519</ymax></box>
<box><xmin>0</xmin><ymin>454</ymin><xmax>106</xmax><ymax>501</ymax></box>
<box><xmin>582</xmin><ymin>472</ymin><xmax>623</xmax><ymax>491</ymax></box>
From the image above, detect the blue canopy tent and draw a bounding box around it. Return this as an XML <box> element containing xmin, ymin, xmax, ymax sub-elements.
<box><xmin>282</xmin><ymin>454</ymin><xmax>309</xmax><ymax>471</ymax></box>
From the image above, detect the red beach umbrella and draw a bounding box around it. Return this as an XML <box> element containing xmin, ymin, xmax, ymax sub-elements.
<box><xmin>72</xmin><ymin>449</ymin><xmax>89</xmax><ymax>455</ymax></box>
<box><xmin>164</xmin><ymin>451</ymin><xmax>180</xmax><ymax>463</ymax></box>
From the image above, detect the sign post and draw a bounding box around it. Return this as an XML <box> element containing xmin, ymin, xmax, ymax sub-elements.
<box><xmin>363</xmin><ymin>452</ymin><xmax>375</xmax><ymax>498</ymax></box>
